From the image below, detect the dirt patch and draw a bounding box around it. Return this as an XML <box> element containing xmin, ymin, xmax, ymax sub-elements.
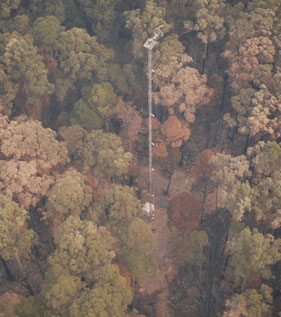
<box><xmin>138</xmin><ymin>208</ymin><xmax>173</xmax><ymax>317</ymax></box>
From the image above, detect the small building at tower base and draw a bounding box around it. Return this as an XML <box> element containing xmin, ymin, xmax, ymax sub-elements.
<box><xmin>142</xmin><ymin>202</ymin><xmax>155</xmax><ymax>216</ymax></box>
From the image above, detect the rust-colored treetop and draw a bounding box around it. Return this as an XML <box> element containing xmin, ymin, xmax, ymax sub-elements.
<box><xmin>191</xmin><ymin>149</ymin><xmax>216</xmax><ymax>180</ymax></box>
<box><xmin>168</xmin><ymin>191</ymin><xmax>200</xmax><ymax>231</ymax></box>
<box><xmin>161</xmin><ymin>115</ymin><xmax>190</xmax><ymax>148</ymax></box>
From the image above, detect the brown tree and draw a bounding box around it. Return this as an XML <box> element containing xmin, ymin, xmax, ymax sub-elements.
<box><xmin>223</xmin><ymin>37</ymin><xmax>275</xmax><ymax>91</ymax></box>
<box><xmin>168</xmin><ymin>192</ymin><xmax>200</xmax><ymax>232</ymax></box>
<box><xmin>191</xmin><ymin>149</ymin><xmax>216</xmax><ymax>180</ymax></box>
<box><xmin>161</xmin><ymin>115</ymin><xmax>190</xmax><ymax>148</ymax></box>
<box><xmin>223</xmin><ymin>3</ymin><xmax>277</xmax><ymax>92</ymax></box>
<box><xmin>118</xmin><ymin>103</ymin><xmax>142</xmax><ymax>152</ymax></box>
<box><xmin>152</xmin><ymin>141</ymin><xmax>169</xmax><ymax>159</ymax></box>
<box><xmin>0</xmin><ymin>115</ymin><xmax>69</xmax><ymax>207</ymax></box>
<box><xmin>154</xmin><ymin>66</ymin><xmax>213</xmax><ymax>120</ymax></box>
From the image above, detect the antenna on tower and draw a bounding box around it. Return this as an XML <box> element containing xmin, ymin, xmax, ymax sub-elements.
<box><xmin>142</xmin><ymin>26</ymin><xmax>164</xmax><ymax>221</ymax></box>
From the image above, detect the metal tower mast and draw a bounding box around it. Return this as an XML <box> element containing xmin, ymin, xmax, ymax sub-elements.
<box><xmin>143</xmin><ymin>26</ymin><xmax>164</xmax><ymax>215</ymax></box>
<box><xmin>148</xmin><ymin>48</ymin><xmax>153</xmax><ymax>198</ymax></box>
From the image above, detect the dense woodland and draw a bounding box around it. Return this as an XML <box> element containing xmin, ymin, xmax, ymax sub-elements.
<box><xmin>0</xmin><ymin>0</ymin><xmax>281</xmax><ymax>316</ymax></box>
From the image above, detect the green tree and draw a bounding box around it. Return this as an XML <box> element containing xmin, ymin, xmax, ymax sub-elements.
<box><xmin>182</xmin><ymin>230</ymin><xmax>209</xmax><ymax>265</ymax></box>
<box><xmin>54</xmin><ymin>27</ymin><xmax>114</xmax><ymax>101</ymax></box>
<box><xmin>230</xmin><ymin>227</ymin><xmax>281</xmax><ymax>289</ymax></box>
<box><xmin>27</xmin><ymin>0</ymin><xmax>65</xmax><ymax>22</ymax></box>
<box><xmin>184</xmin><ymin>0</ymin><xmax>226</xmax><ymax>72</ymax></box>
<box><xmin>0</xmin><ymin>0</ymin><xmax>20</xmax><ymax>19</ymax></box>
<box><xmin>0</xmin><ymin>64</ymin><xmax>19</xmax><ymax>116</ymax></box>
<box><xmin>251</xmin><ymin>171</ymin><xmax>281</xmax><ymax>222</ymax></box>
<box><xmin>243</xmin><ymin>285</ymin><xmax>273</xmax><ymax>317</ymax></box>
<box><xmin>182</xmin><ymin>230</ymin><xmax>208</xmax><ymax>281</ymax></box>
<box><xmin>103</xmin><ymin>63</ymin><xmax>129</xmax><ymax>95</ymax></box>
<box><xmin>77</xmin><ymin>130</ymin><xmax>132</xmax><ymax>179</ymax></box>
<box><xmin>69</xmin><ymin>264</ymin><xmax>132</xmax><ymax>317</ymax></box>
<box><xmin>76</xmin><ymin>0</ymin><xmax>121</xmax><ymax>44</ymax></box>
<box><xmin>224</xmin><ymin>284</ymin><xmax>273</xmax><ymax>317</ymax></box>
<box><xmin>221</xmin><ymin>181</ymin><xmax>253</xmax><ymax>222</ymax></box>
<box><xmin>0</xmin><ymin>193</ymin><xmax>37</xmax><ymax>271</ymax></box>
<box><xmin>49</xmin><ymin>216</ymin><xmax>115</xmax><ymax>278</ymax></box>
<box><xmin>70</xmin><ymin>79</ymin><xmax>124</xmax><ymax>130</ymax></box>
<box><xmin>91</xmin><ymin>81</ymin><xmax>123</xmax><ymax>128</ymax></box>
<box><xmin>70</xmin><ymin>98</ymin><xmax>103</xmax><ymax>131</ymax></box>
<box><xmin>91</xmin><ymin>185</ymin><xmax>141</xmax><ymax>224</ymax></box>
<box><xmin>2</xmin><ymin>34</ymin><xmax>54</xmax><ymax>105</ymax></box>
<box><xmin>118</xmin><ymin>218</ymin><xmax>154</xmax><ymax>254</ymax></box>
<box><xmin>117</xmin><ymin>218</ymin><xmax>154</xmax><ymax>286</ymax></box>
<box><xmin>216</xmin><ymin>142</ymin><xmax>281</xmax><ymax>224</ymax></box>
<box><xmin>237</xmin><ymin>142</ymin><xmax>281</xmax><ymax>223</ymax></box>
<box><xmin>245</xmin><ymin>142</ymin><xmax>281</xmax><ymax>222</ymax></box>
<box><xmin>253</xmin><ymin>141</ymin><xmax>281</xmax><ymax>176</ymax></box>
<box><xmin>165</xmin><ymin>0</ymin><xmax>193</xmax><ymax>26</ymax></box>
<box><xmin>45</xmin><ymin>168</ymin><xmax>93</xmax><ymax>226</ymax></box>
<box><xmin>223</xmin><ymin>88</ymin><xmax>256</xmax><ymax>132</ymax></box>
<box><xmin>16</xmin><ymin>298</ymin><xmax>56</xmax><ymax>317</ymax></box>
<box><xmin>44</xmin><ymin>217</ymin><xmax>132</xmax><ymax>316</ymax></box>
<box><xmin>186</xmin><ymin>0</ymin><xmax>226</xmax><ymax>43</ymax></box>
<box><xmin>30</xmin><ymin>16</ymin><xmax>65</xmax><ymax>52</ymax></box>
<box><xmin>223</xmin><ymin>292</ymin><xmax>248</xmax><ymax>317</ymax></box>
<box><xmin>8</xmin><ymin>15</ymin><xmax>30</xmax><ymax>35</ymax></box>
<box><xmin>0</xmin><ymin>0</ymin><xmax>21</xmax><ymax>32</ymax></box>
<box><xmin>120</xmin><ymin>251</ymin><xmax>154</xmax><ymax>283</ymax></box>
<box><xmin>44</xmin><ymin>272</ymin><xmax>85</xmax><ymax>316</ymax></box>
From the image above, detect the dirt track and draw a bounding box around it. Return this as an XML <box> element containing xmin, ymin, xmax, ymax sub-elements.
<box><xmin>139</xmin><ymin>207</ymin><xmax>172</xmax><ymax>317</ymax></box>
<box><xmin>138</xmin><ymin>165</ymin><xmax>192</xmax><ymax>317</ymax></box>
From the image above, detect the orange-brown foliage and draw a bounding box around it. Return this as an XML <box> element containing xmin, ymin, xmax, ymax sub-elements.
<box><xmin>25</xmin><ymin>102</ymin><xmax>42</xmax><ymax>121</ymax></box>
<box><xmin>41</xmin><ymin>53</ymin><xmax>58</xmax><ymax>71</ymax></box>
<box><xmin>191</xmin><ymin>149</ymin><xmax>215</xmax><ymax>179</ymax></box>
<box><xmin>161</xmin><ymin>115</ymin><xmax>190</xmax><ymax>148</ymax></box>
<box><xmin>40</xmin><ymin>93</ymin><xmax>50</xmax><ymax>107</ymax></box>
<box><xmin>168</xmin><ymin>192</ymin><xmax>200</xmax><ymax>231</ymax></box>
<box><xmin>0</xmin><ymin>292</ymin><xmax>25</xmax><ymax>312</ymax></box>
<box><xmin>84</xmin><ymin>174</ymin><xmax>99</xmax><ymax>200</ymax></box>
<box><xmin>86</xmin><ymin>176</ymin><xmax>99</xmax><ymax>189</ymax></box>
<box><xmin>153</xmin><ymin>141</ymin><xmax>168</xmax><ymax>158</ymax></box>
<box><xmin>118</xmin><ymin>103</ymin><xmax>142</xmax><ymax>151</ymax></box>
<box><xmin>92</xmin><ymin>189</ymin><xmax>100</xmax><ymax>201</ymax></box>
<box><xmin>25</xmin><ymin>94</ymin><xmax>50</xmax><ymax>121</ymax></box>
<box><xmin>152</xmin><ymin>117</ymin><xmax>161</xmax><ymax>130</ymax></box>
<box><xmin>117</xmin><ymin>263</ymin><xmax>131</xmax><ymax>286</ymax></box>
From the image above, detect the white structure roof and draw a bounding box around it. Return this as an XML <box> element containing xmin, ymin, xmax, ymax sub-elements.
<box><xmin>142</xmin><ymin>202</ymin><xmax>155</xmax><ymax>215</ymax></box>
